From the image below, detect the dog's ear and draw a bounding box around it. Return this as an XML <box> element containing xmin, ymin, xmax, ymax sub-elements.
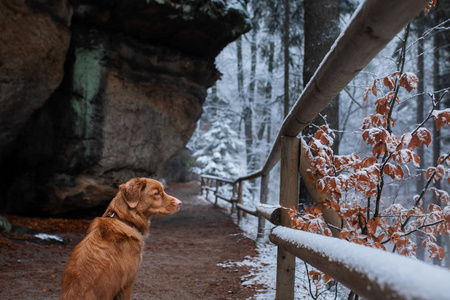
<box><xmin>120</xmin><ymin>178</ymin><xmax>147</xmax><ymax>208</ymax></box>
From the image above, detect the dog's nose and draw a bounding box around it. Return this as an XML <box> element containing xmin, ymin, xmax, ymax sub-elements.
<box><xmin>175</xmin><ymin>198</ymin><xmax>182</xmax><ymax>207</ymax></box>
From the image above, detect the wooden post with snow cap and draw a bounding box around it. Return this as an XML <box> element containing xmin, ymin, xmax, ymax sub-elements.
<box><xmin>276</xmin><ymin>136</ymin><xmax>299</xmax><ymax>300</ymax></box>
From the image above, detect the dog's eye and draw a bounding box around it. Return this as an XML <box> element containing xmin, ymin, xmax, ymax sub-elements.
<box><xmin>154</xmin><ymin>192</ymin><xmax>160</xmax><ymax>197</ymax></box>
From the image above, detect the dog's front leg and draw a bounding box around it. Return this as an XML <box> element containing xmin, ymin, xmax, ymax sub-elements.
<box><xmin>113</xmin><ymin>285</ymin><xmax>133</xmax><ymax>300</ymax></box>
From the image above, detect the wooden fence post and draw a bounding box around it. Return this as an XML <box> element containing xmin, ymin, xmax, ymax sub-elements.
<box><xmin>214</xmin><ymin>180</ymin><xmax>219</xmax><ymax>206</ymax></box>
<box><xmin>231</xmin><ymin>182</ymin><xmax>237</xmax><ymax>214</ymax></box>
<box><xmin>237</xmin><ymin>180</ymin><xmax>243</xmax><ymax>223</ymax></box>
<box><xmin>200</xmin><ymin>176</ymin><xmax>204</xmax><ymax>195</ymax></box>
<box><xmin>257</xmin><ymin>174</ymin><xmax>269</xmax><ymax>240</ymax></box>
<box><xmin>276</xmin><ymin>136</ymin><xmax>299</xmax><ymax>300</ymax></box>
<box><xmin>206</xmin><ymin>178</ymin><xmax>210</xmax><ymax>200</ymax></box>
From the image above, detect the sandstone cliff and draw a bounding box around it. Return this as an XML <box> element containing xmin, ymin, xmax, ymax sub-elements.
<box><xmin>0</xmin><ymin>0</ymin><xmax>250</xmax><ymax>215</ymax></box>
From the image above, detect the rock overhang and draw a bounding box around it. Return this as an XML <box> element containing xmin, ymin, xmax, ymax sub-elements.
<box><xmin>71</xmin><ymin>0</ymin><xmax>251</xmax><ymax>59</ymax></box>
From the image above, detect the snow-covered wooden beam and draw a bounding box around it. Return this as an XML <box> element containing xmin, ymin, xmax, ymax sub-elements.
<box><xmin>201</xmin><ymin>174</ymin><xmax>234</xmax><ymax>184</ymax></box>
<box><xmin>256</xmin><ymin>204</ymin><xmax>281</xmax><ymax>226</ymax></box>
<box><xmin>239</xmin><ymin>0</ymin><xmax>431</xmax><ymax>179</ymax></box>
<box><xmin>270</xmin><ymin>226</ymin><xmax>450</xmax><ymax>300</ymax></box>
<box><xmin>236</xmin><ymin>203</ymin><xmax>282</xmax><ymax>225</ymax></box>
<box><xmin>236</xmin><ymin>203</ymin><xmax>257</xmax><ymax>215</ymax></box>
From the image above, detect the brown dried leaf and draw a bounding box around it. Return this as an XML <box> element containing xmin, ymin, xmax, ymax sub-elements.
<box><xmin>371</xmin><ymin>80</ymin><xmax>378</xmax><ymax>96</ymax></box>
<box><xmin>383</xmin><ymin>76</ymin><xmax>395</xmax><ymax>91</ymax></box>
<box><xmin>425</xmin><ymin>167</ymin><xmax>435</xmax><ymax>181</ymax></box>
<box><xmin>433</xmin><ymin>110</ymin><xmax>450</xmax><ymax>131</ymax></box>
<box><xmin>399</xmin><ymin>73</ymin><xmax>418</xmax><ymax>92</ymax></box>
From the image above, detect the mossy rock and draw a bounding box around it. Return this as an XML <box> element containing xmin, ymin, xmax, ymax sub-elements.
<box><xmin>0</xmin><ymin>215</ymin><xmax>12</xmax><ymax>232</ymax></box>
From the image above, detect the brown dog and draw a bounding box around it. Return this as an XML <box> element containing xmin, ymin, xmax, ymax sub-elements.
<box><xmin>60</xmin><ymin>177</ymin><xmax>182</xmax><ymax>300</ymax></box>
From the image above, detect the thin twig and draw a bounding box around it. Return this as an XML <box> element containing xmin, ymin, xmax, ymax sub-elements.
<box><xmin>334</xmin><ymin>281</ymin><xmax>338</xmax><ymax>300</ymax></box>
<box><xmin>382</xmin><ymin>218</ymin><xmax>444</xmax><ymax>245</ymax></box>
<box><xmin>401</xmin><ymin>153</ymin><xmax>450</xmax><ymax>231</ymax></box>
<box><xmin>343</xmin><ymin>87</ymin><xmax>363</xmax><ymax>108</ymax></box>
<box><xmin>374</xmin><ymin>25</ymin><xmax>411</xmax><ymax>218</ymax></box>
<box><xmin>304</xmin><ymin>262</ymin><xmax>318</xmax><ymax>300</ymax></box>
<box><xmin>402</xmin><ymin>220</ymin><xmax>444</xmax><ymax>238</ymax></box>
<box><xmin>406</xmin><ymin>18</ymin><xmax>450</xmax><ymax>52</ymax></box>
<box><xmin>373</xmin><ymin>89</ymin><xmax>447</xmax><ymax>219</ymax></box>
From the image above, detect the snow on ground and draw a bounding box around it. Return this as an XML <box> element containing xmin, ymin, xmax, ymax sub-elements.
<box><xmin>225</xmin><ymin>207</ymin><xmax>450</xmax><ymax>300</ymax></box>
<box><xmin>34</xmin><ymin>233</ymin><xmax>63</xmax><ymax>243</ymax></box>
<box><xmin>221</xmin><ymin>206</ymin><xmax>347</xmax><ymax>299</ymax></box>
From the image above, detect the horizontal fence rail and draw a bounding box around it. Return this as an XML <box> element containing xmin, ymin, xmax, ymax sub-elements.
<box><xmin>200</xmin><ymin>175</ymin><xmax>240</xmax><ymax>214</ymax></box>
<box><xmin>270</xmin><ymin>227</ymin><xmax>450</xmax><ymax>300</ymax></box>
<box><xmin>236</xmin><ymin>203</ymin><xmax>281</xmax><ymax>226</ymax></box>
<box><xmin>199</xmin><ymin>0</ymin><xmax>441</xmax><ymax>299</ymax></box>
<box><xmin>200</xmin><ymin>175</ymin><xmax>281</xmax><ymax>226</ymax></box>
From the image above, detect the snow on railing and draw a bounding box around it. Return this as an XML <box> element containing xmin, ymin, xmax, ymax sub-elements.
<box><xmin>270</xmin><ymin>226</ymin><xmax>450</xmax><ymax>300</ymax></box>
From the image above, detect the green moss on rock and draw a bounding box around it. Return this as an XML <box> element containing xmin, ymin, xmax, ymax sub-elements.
<box><xmin>68</xmin><ymin>38</ymin><xmax>105</xmax><ymax>160</ymax></box>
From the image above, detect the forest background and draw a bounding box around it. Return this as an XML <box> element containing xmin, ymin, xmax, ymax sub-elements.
<box><xmin>188</xmin><ymin>0</ymin><xmax>450</xmax><ymax>268</ymax></box>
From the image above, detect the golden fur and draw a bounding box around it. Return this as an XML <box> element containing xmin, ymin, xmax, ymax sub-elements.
<box><xmin>60</xmin><ymin>178</ymin><xmax>181</xmax><ymax>300</ymax></box>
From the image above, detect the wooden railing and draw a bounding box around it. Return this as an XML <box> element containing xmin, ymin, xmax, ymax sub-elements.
<box><xmin>200</xmin><ymin>0</ymin><xmax>450</xmax><ymax>299</ymax></box>
<box><xmin>201</xmin><ymin>172</ymin><xmax>450</xmax><ymax>299</ymax></box>
<box><xmin>200</xmin><ymin>174</ymin><xmax>281</xmax><ymax>239</ymax></box>
<box><xmin>269</xmin><ymin>226</ymin><xmax>450</xmax><ymax>300</ymax></box>
<box><xmin>200</xmin><ymin>175</ymin><xmax>241</xmax><ymax>215</ymax></box>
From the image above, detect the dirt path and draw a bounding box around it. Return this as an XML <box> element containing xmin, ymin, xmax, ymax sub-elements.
<box><xmin>0</xmin><ymin>182</ymin><xmax>264</xmax><ymax>299</ymax></box>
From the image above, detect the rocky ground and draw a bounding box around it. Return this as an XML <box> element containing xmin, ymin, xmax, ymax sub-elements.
<box><xmin>0</xmin><ymin>182</ymin><xmax>266</xmax><ymax>299</ymax></box>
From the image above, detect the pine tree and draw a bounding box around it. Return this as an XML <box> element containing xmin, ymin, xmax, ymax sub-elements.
<box><xmin>192</xmin><ymin>119</ymin><xmax>243</xmax><ymax>178</ymax></box>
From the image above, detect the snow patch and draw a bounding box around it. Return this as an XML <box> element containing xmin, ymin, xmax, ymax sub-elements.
<box><xmin>34</xmin><ymin>233</ymin><xmax>63</xmax><ymax>243</ymax></box>
<box><xmin>230</xmin><ymin>210</ymin><xmax>345</xmax><ymax>298</ymax></box>
<box><xmin>431</xmin><ymin>108</ymin><xmax>450</xmax><ymax>118</ymax></box>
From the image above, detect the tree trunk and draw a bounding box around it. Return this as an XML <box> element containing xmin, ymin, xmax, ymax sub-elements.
<box><xmin>432</xmin><ymin>9</ymin><xmax>442</xmax><ymax>266</ymax></box>
<box><xmin>245</xmin><ymin>28</ymin><xmax>257</xmax><ymax>173</ymax></box>
<box><xmin>258</xmin><ymin>42</ymin><xmax>275</xmax><ymax>144</ymax></box>
<box><xmin>237</xmin><ymin>36</ymin><xmax>244</xmax><ymax>101</ymax></box>
<box><xmin>236</xmin><ymin>35</ymin><xmax>244</xmax><ymax>139</ymax></box>
<box><xmin>302</xmin><ymin>0</ymin><xmax>340</xmax><ymax>145</ymax></box>
<box><xmin>438</xmin><ymin>2</ymin><xmax>450</xmax><ymax>269</ymax></box>
<box><xmin>300</xmin><ymin>0</ymin><xmax>340</xmax><ymax>208</ymax></box>
<box><xmin>236</xmin><ymin>36</ymin><xmax>253</xmax><ymax>173</ymax></box>
<box><xmin>257</xmin><ymin>41</ymin><xmax>274</xmax><ymax>240</ymax></box>
<box><xmin>415</xmin><ymin>16</ymin><xmax>426</xmax><ymax>261</ymax></box>
<box><xmin>249</xmin><ymin>29</ymin><xmax>257</xmax><ymax>103</ymax></box>
<box><xmin>284</xmin><ymin>0</ymin><xmax>290</xmax><ymax>117</ymax></box>
<box><xmin>267</xmin><ymin>41</ymin><xmax>274</xmax><ymax>147</ymax></box>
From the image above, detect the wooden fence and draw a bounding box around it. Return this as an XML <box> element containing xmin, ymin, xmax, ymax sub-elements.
<box><xmin>201</xmin><ymin>0</ymin><xmax>450</xmax><ymax>299</ymax></box>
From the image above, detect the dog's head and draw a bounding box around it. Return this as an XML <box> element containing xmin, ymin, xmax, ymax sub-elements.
<box><xmin>119</xmin><ymin>178</ymin><xmax>182</xmax><ymax>217</ymax></box>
